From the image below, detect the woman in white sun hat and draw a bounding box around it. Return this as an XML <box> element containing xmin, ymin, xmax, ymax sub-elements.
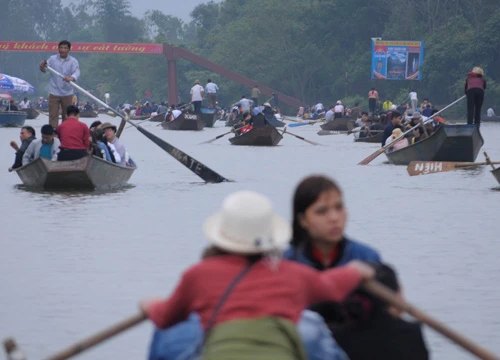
<box><xmin>141</xmin><ymin>190</ymin><xmax>374</xmax><ymax>360</ymax></box>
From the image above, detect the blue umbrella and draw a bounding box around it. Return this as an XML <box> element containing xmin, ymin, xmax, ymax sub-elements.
<box><xmin>0</xmin><ymin>73</ymin><xmax>36</xmax><ymax>94</ymax></box>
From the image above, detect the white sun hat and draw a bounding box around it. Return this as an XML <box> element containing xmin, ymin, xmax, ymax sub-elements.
<box><xmin>204</xmin><ymin>191</ymin><xmax>291</xmax><ymax>254</ymax></box>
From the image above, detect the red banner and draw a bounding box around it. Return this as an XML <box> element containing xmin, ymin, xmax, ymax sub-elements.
<box><xmin>0</xmin><ymin>41</ymin><xmax>163</xmax><ymax>54</ymax></box>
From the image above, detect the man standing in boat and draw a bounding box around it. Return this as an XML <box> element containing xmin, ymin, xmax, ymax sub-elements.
<box><xmin>204</xmin><ymin>79</ymin><xmax>219</xmax><ymax>108</ymax></box>
<box><xmin>251</xmin><ymin>85</ymin><xmax>261</xmax><ymax>106</ymax></box>
<box><xmin>39</xmin><ymin>40</ymin><xmax>81</xmax><ymax>128</ymax></box>
<box><xmin>190</xmin><ymin>80</ymin><xmax>204</xmax><ymax>114</ymax></box>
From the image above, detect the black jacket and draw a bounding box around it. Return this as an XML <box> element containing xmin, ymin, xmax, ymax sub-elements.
<box><xmin>13</xmin><ymin>136</ymin><xmax>36</xmax><ymax>169</ymax></box>
<box><xmin>333</xmin><ymin>311</ymin><xmax>429</xmax><ymax>360</ymax></box>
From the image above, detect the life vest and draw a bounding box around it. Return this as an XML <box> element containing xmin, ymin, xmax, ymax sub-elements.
<box><xmin>241</xmin><ymin>125</ymin><xmax>253</xmax><ymax>134</ymax></box>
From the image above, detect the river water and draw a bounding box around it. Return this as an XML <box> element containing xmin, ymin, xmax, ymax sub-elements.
<box><xmin>0</xmin><ymin>115</ymin><xmax>499</xmax><ymax>359</ymax></box>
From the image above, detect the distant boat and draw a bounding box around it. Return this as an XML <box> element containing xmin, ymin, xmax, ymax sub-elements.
<box><xmin>201</xmin><ymin>108</ymin><xmax>217</xmax><ymax>127</ymax></box>
<box><xmin>23</xmin><ymin>108</ymin><xmax>40</xmax><ymax>119</ymax></box>
<box><xmin>354</xmin><ymin>132</ymin><xmax>383</xmax><ymax>143</ymax></box>
<box><xmin>229</xmin><ymin>125</ymin><xmax>283</xmax><ymax>146</ymax></box>
<box><xmin>79</xmin><ymin>109</ymin><xmax>98</xmax><ymax>118</ymax></box>
<box><xmin>161</xmin><ymin>113</ymin><xmax>205</xmax><ymax>131</ymax></box>
<box><xmin>320</xmin><ymin>117</ymin><xmax>355</xmax><ymax>131</ymax></box>
<box><xmin>0</xmin><ymin>112</ymin><xmax>27</xmax><ymax>127</ymax></box>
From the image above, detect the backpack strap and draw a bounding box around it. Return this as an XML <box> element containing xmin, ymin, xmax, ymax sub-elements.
<box><xmin>204</xmin><ymin>259</ymin><xmax>258</xmax><ymax>337</ymax></box>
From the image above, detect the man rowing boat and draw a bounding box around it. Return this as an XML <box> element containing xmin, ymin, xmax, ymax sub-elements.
<box><xmin>39</xmin><ymin>40</ymin><xmax>81</xmax><ymax>128</ymax></box>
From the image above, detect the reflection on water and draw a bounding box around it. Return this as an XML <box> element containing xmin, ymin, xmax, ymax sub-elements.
<box><xmin>0</xmin><ymin>116</ymin><xmax>499</xmax><ymax>360</ymax></box>
<box><xmin>13</xmin><ymin>184</ymin><xmax>136</xmax><ymax>196</ymax></box>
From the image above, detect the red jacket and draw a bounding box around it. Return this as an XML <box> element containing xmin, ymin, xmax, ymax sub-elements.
<box><xmin>464</xmin><ymin>72</ymin><xmax>486</xmax><ymax>93</ymax></box>
<box><xmin>57</xmin><ymin>117</ymin><xmax>90</xmax><ymax>150</ymax></box>
<box><xmin>146</xmin><ymin>255</ymin><xmax>362</xmax><ymax>329</ymax></box>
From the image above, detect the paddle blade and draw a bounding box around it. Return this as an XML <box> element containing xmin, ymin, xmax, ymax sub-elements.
<box><xmin>288</xmin><ymin>122</ymin><xmax>311</xmax><ymax>128</ymax></box>
<box><xmin>358</xmin><ymin>147</ymin><xmax>386</xmax><ymax>165</ymax></box>
<box><xmin>136</xmin><ymin>126</ymin><xmax>232</xmax><ymax>183</ymax></box>
<box><xmin>199</xmin><ymin>130</ymin><xmax>233</xmax><ymax>144</ymax></box>
<box><xmin>407</xmin><ymin>160</ymin><xmax>500</xmax><ymax>176</ymax></box>
<box><xmin>317</xmin><ymin>130</ymin><xmax>345</xmax><ymax>136</ymax></box>
<box><xmin>407</xmin><ymin>161</ymin><xmax>460</xmax><ymax>176</ymax></box>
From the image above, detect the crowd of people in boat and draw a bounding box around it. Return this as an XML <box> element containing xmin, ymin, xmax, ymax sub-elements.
<box><xmin>7</xmin><ymin>105</ymin><xmax>132</xmax><ymax>172</ymax></box>
<box><xmin>142</xmin><ymin>175</ymin><xmax>430</xmax><ymax>360</ymax></box>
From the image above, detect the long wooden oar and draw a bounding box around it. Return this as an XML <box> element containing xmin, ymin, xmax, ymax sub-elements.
<box><xmin>43</xmin><ymin>312</ymin><xmax>147</xmax><ymax>360</ymax></box>
<box><xmin>407</xmin><ymin>161</ymin><xmax>500</xmax><ymax>176</ymax></box>
<box><xmin>45</xmin><ymin>66</ymin><xmax>231</xmax><ymax>184</ymax></box>
<box><xmin>318</xmin><ymin>129</ymin><xmax>384</xmax><ymax>136</ymax></box>
<box><xmin>200</xmin><ymin>129</ymin><xmax>235</xmax><ymax>144</ymax></box>
<box><xmin>288</xmin><ymin>119</ymin><xmax>323</xmax><ymax>128</ymax></box>
<box><xmin>364</xmin><ymin>280</ymin><xmax>499</xmax><ymax>360</ymax></box>
<box><xmin>484</xmin><ymin>152</ymin><xmax>497</xmax><ymax>170</ymax></box>
<box><xmin>282</xmin><ymin>126</ymin><xmax>321</xmax><ymax>145</ymax></box>
<box><xmin>357</xmin><ymin>96</ymin><xmax>466</xmax><ymax>165</ymax></box>
<box><xmin>347</xmin><ymin>128</ymin><xmax>384</xmax><ymax>135</ymax></box>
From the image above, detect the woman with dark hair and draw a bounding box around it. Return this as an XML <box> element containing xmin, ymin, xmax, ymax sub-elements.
<box><xmin>283</xmin><ymin>175</ymin><xmax>382</xmax><ymax>356</ymax></box>
<box><xmin>284</xmin><ymin>175</ymin><xmax>381</xmax><ymax>269</ymax></box>
<box><xmin>465</xmin><ymin>67</ymin><xmax>486</xmax><ymax>128</ymax></box>
<box><xmin>333</xmin><ymin>262</ymin><xmax>429</xmax><ymax>360</ymax></box>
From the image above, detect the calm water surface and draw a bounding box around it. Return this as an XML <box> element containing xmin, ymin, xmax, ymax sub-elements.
<box><xmin>1</xmin><ymin>115</ymin><xmax>499</xmax><ymax>359</ymax></box>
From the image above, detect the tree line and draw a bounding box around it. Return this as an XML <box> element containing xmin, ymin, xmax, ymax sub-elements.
<box><xmin>1</xmin><ymin>0</ymin><xmax>499</xmax><ymax>116</ymax></box>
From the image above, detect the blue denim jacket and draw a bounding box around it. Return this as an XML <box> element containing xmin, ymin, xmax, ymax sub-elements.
<box><xmin>148</xmin><ymin>311</ymin><xmax>348</xmax><ymax>360</ymax></box>
<box><xmin>283</xmin><ymin>237</ymin><xmax>381</xmax><ymax>267</ymax></box>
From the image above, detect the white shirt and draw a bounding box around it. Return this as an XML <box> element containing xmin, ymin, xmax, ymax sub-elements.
<box><xmin>172</xmin><ymin>109</ymin><xmax>182</xmax><ymax>119</ymax></box>
<box><xmin>205</xmin><ymin>82</ymin><xmax>219</xmax><ymax>94</ymax></box>
<box><xmin>104</xmin><ymin>93</ymin><xmax>110</xmax><ymax>99</ymax></box>
<box><xmin>19</xmin><ymin>100</ymin><xmax>30</xmax><ymax>109</ymax></box>
<box><xmin>314</xmin><ymin>103</ymin><xmax>324</xmax><ymax>111</ymax></box>
<box><xmin>487</xmin><ymin>108</ymin><xmax>495</xmax><ymax>117</ymax></box>
<box><xmin>108</xmin><ymin>143</ymin><xmax>121</xmax><ymax>164</ymax></box>
<box><xmin>190</xmin><ymin>84</ymin><xmax>204</xmax><ymax>101</ymax></box>
<box><xmin>409</xmin><ymin>92</ymin><xmax>418</xmax><ymax>100</ymax></box>
<box><xmin>235</xmin><ymin>98</ymin><xmax>254</xmax><ymax>111</ymax></box>
<box><xmin>334</xmin><ymin>105</ymin><xmax>344</xmax><ymax>114</ymax></box>
<box><xmin>325</xmin><ymin>110</ymin><xmax>334</xmax><ymax>122</ymax></box>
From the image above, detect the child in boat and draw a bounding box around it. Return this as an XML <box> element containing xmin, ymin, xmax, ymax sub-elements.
<box><xmin>385</xmin><ymin>128</ymin><xmax>409</xmax><ymax>151</ymax></box>
<box><xmin>141</xmin><ymin>190</ymin><xmax>374</xmax><ymax>360</ymax></box>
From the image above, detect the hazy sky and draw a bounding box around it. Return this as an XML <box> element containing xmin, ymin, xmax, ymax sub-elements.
<box><xmin>64</xmin><ymin>0</ymin><xmax>219</xmax><ymax>21</ymax></box>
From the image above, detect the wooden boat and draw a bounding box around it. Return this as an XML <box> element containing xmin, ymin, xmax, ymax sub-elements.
<box><xmin>481</xmin><ymin>115</ymin><xmax>500</xmax><ymax>122</ymax></box>
<box><xmin>386</xmin><ymin>124</ymin><xmax>484</xmax><ymax>165</ymax></box>
<box><xmin>0</xmin><ymin>112</ymin><xmax>27</xmax><ymax>127</ymax></box>
<box><xmin>265</xmin><ymin>115</ymin><xmax>286</xmax><ymax>128</ymax></box>
<box><xmin>354</xmin><ymin>132</ymin><xmax>383</xmax><ymax>143</ymax></box>
<box><xmin>229</xmin><ymin>125</ymin><xmax>283</xmax><ymax>146</ymax></box>
<box><xmin>130</xmin><ymin>114</ymin><xmax>150</xmax><ymax>120</ymax></box>
<box><xmin>201</xmin><ymin>108</ymin><xmax>217</xmax><ymax>127</ymax></box>
<box><xmin>161</xmin><ymin>113</ymin><xmax>205</xmax><ymax>131</ymax></box>
<box><xmin>150</xmin><ymin>112</ymin><xmax>166</xmax><ymax>122</ymax></box>
<box><xmin>491</xmin><ymin>167</ymin><xmax>500</xmax><ymax>184</ymax></box>
<box><xmin>14</xmin><ymin>156</ymin><xmax>136</xmax><ymax>190</ymax></box>
<box><xmin>320</xmin><ymin>117</ymin><xmax>355</xmax><ymax>131</ymax></box>
<box><xmin>79</xmin><ymin>109</ymin><xmax>98</xmax><ymax>118</ymax></box>
<box><xmin>24</xmin><ymin>108</ymin><xmax>40</xmax><ymax>119</ymax></box>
